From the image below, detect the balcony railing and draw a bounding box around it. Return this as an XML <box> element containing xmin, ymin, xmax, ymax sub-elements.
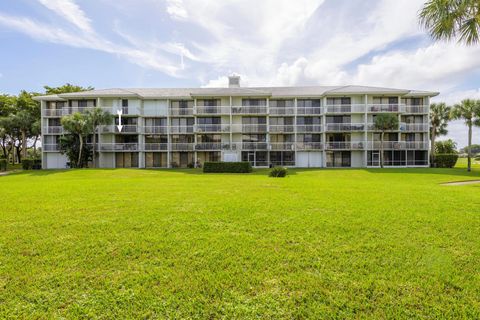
<box><xmin>100</xmin><ymin>125</ymin><xmax>139</xmax><ymax>134</ymax></box>
<box><xmin>170</xmin><ymin>126</ymin><xmax>194</xmax><ymax>134</ymax></box>
<box><xmin>367</xmin><ymin>123</ymin><xmax>401</xmax><ymax>131</ymax></box>
<box><xmin>194</xmin><ymin>106</ymin><xmax>230</xmax><ymax>114</ymax></box>
<box><xmin>194</xmin><ymin>124</ymin><xmax>230</xmax><ymax>133</ymax></box>
<box><xmin>367</xmin><ymin>104</ymin><xmax>406</xmax><ymax>113</ymax></box>
<box><xmin>325</xmin><ymin>141</ymin><xmax>365</xmax><ymax>150</ymax></box>
<box><xmin>170</xmin><ymin>143</ymin><xmax>195</xmax><ymax>151</ymax></box>
<box><xmin>194</xmin><ymin>143</ymin><xmax>223</xmax><ymax>151</ymax></box>
<box><xmin>269</xmin><ymin>107</ymin><xmax>295</xmax><ymax>115</ymax></box>
<box><xmin>296</xmin><ymin>125</ymin><xmax>322</xmax><ymax>132</ymax></box>
<box><xmin>240</xmin><ymin>124</ymin><xmax>268</xmax><ymax>133</ymax></box>
<box><xmin>241</xmin><ymin>142</ymin><xmax>268</xmax><ymax>150</ymax></box>
<box><xmin>231</xmin><ymin>106</ymin><xmax>267</xmax><ymax>114</ymax></box>
<box><xmin>296</xmin><ymin>142</ymin><xmax>323</xmax><ymax>150</ymax></box>
<box><xmin>269</xmin><ymin>143</ymin><xmax>295</xmax><ymax>151</ymax></box>
<box><xmin>402</xmin><ymin>123</ymin><xmax>429</xmax><ymax>132</ymax></box>
<box><xmin>42</xmin><ymin>109</ymin><xmax>64</xmax><ymax>117</ymax></box>
<box><xmin>43</xmin><ymin>144</ymin><xmax>60</xmax><ymax>151</ymax></box>
<box><xmin>325</xmin><ymin>104</ymin><xmax>365</xmax><ymax>113</ymax></box>
<box><xmin>99</xmin><ymin>143</ymin><xmax>139</xmax><ymax>151</ymax></box>
<box><xmin>367</xmin><ymin>141</ymin><xmax>429</xmax><ymax>150</ymax></box>
<box><xmin>405</xmin><ymin>105</ymin><xmax>429</xmax><ymax>114</ymax></box>
<box><xmin>170</xmin><ymin>108</ymin><xmax>194</xmax><ymax>116</ymax></box>
<box><xmin>269</xmin><ymin>125</ymin><xmax>295</xmax><ymax>133</ymax></box>
<box><xmin>405</xmin><ymin>141</ymin><xmax>429</xmax><ymax>149</ymax></box>
<box><xmin>143</xmin><ymin>126</ymin><xmax>168</xmax><ymax>134</ymax></box>
<box><xmin>325</xmin><ymin>123</ymin><xmax>365</xmax><ymax>132</ymax></box>
<box><xmin>43</xmin><ymin>126</ymin><xmax>63</xmax><ymax>134</ymax></box>
<box><xmin>296</xmin><ymin>107</ymin><xmax>322</xmax><ymax>115</ymax></box>
<box><xmin>144</xmin><ymin>143</ymin><xmax>168</xmax><ymax>151</ymax></box>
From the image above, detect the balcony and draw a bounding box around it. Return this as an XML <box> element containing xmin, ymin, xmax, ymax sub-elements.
<box><xmin>43</xmin><ymin>144</ymin><xmax>60</xmax><ymax>151</ymax></box>
<box><xmin>296</xmin><ymin>107</ymin><xmax>322</xmax><ymax>115</ymax></box>
<box><xmin>100</xmin><ymin>125</ymin><xmax>139</xmax><ymax>134</ymax></box>
<box><xmin>296</xmin><ymin>125</ymin><xmax>322</xmax><ymax>133</ymax></box>
<box><xmin>194</xmin><ymin>124</ymin><xmax>230</xmax><ymax>133</ymax></box>
<box><xmin>241</xmin><ymin>142</ymin><xmax>268</xmax><ymax>150</ymax></box>
<box><xmin>402</xmin><ymin>123</ymin><xmax>429</xmax><ymax>132</ymax></box>
<box><xmin>171</xmin><ymin>143</ymin><xmax>195</xmax><ymax>151</ymax></box>
<box><xmin>296</xmin><ymin>142</ymin><xmax>323</xmax><ymax>150</ymax></box>
<box><xmin>325</xmin><ymin>123</ymin><xmax>365</xmax><ymax>132</ymax></box>
<box><xmin>269</xmin><ymin>143</ymin><xmax>295</xmax><ymax>151</ymax></box>
<box><xmin>269</xmin><ymin>125</ymin><xmax>295</xmax><ymax>133</ymax></box>
<box><xmin>367</xmin><ymin>104</ymin><xmax>406</xmax><ymax>113</ymax></box>
<box><xmin>240</xmin><ymin>124</ymin><xmax>268</xmax><ymax>133</ymax></box>
<box><xmin>325</xmin><ymin>141</ymin><xmax>365</xmax><ymax>150</ymax></box>
<box><xmin>269</xmin><ymin>107</ymin><xmax>295</xmax><ymax>115</ymax></box>
<box><xmin>325</xmin><ymin>104</ymin><xmax>365</xmax><ymax>113</ymax></box>
<box><xmin>231</xmin><ymin>106</ymin><xmax>267</xmax><ymax>114</ymax></box>
<box><xmin>43</xmin><ymin>126</ymin><xmax>63</xmax><ymax>134</ymax></box>
<box><xmin>367</xmin><ymin>141</ymin><xmax>404</xmax><ymax>150</ymax></box>
<box><xmin>194</xmin><ymin>143</ymin><xmax>223</xmax><ymax>151</ymax></box>
<box><xmin>170</xmin><ymin>108</ymin><xmax>194</xmax><ymax>116</ymax></box>
<box><xmin>144</xmin><ymin>143</ymin><xmax>168</xmax><ymax>151</ymax></box>
<box><xmin>405</xmin><ymin>105</ymin><xmax>429</xmax><ymax>114</ymax></box>
<box><xmin>170</xmin><ymin>126</ymin><xmax>194</xmax><ymax>134</ymax></box>
<box><xmin>99</xmin><ymin>143</ymin><xmax>139</xmax><ymax>151</ymax></box>
<box><xmin>143</xmin><ymin>126</ymin><xmax>168</xmax><ymax>134</ymax></box>
<box><xmin>195</xmin><ymin>106</ymin><xmax>230</xmax><ymax>115</ymax></box>
<box><xmin>367</xmin><ymin>123</ymin><xmax>401</xmax><ymax>131</ymax></box>
<box><xmin>42</xmin><ymin>109</ymin><xmax>64</xmax><ymax>117</ymax></box>
<box><xmin>405</xmin><ymin>141</ymin><xmax>429</xmax><ymax>149</ymax></box>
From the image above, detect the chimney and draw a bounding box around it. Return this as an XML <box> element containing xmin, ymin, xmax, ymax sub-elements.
<box><xmin>228</xmin><ymin>75</ymin><xmax>240</xmax><ymax>88</ymax></box>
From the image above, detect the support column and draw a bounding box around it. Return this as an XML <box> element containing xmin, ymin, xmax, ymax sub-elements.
<box><xmin>167</xmin><ymin>99</ymin><xmax>171</xmax><ymax>168</ymax></box>
<box><xmin>194</xmin><ymin>98</ymin><xmax>198</xmax><ymax>167</ymax></box>
<box><xmin>322</xmin><ymin>97</ymin><xmax>327</xmax><ymax>168</ymax></box>
<box><xmin>364</xmin><ymin>94</ymin><xmax>368</xmax><ymax>167</ymax></box>
<box><xmin>294</xmin><ymin>98</ymin><xmax>298</xmax><ymax>167</ymax></box>
<box><xmin>266</xmin><ymin>97</ymin><xmax>270</xmax><ymax>166</ymax></box>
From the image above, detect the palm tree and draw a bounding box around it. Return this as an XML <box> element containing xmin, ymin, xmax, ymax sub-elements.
<box><xmin>61</xmin><ymin>113</ymin><xmax>91</xmax><ymax>168</ymax></box>
<box><xmin>429</xmin><ymin>103</ymin><xmax>451</xmax><ymax>166</ymax></box>
<box><xmin>374</xmin><ymin>113</ymin><xmax>399</xmax><ymax>168</ymax></box>
<box><xmin>11</xmin><ymin>110</ymin><xmax>35</xmax><ymax>160</ymax></box>
<box><xmin>419</xmin><ymin>0</ymin><xmax>480</xmax><ymax>45</ymax></box>
<box><xmin>85</xmin><ymin>108</ymin><xmax>113</xmax><ymax>168</ymax></box>
<box><xmin>450</xmin><ymin>99</ymin><xmax>480</xmax><ymax>172</ymax></box>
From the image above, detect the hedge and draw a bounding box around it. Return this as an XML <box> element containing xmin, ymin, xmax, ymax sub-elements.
<box><xmin>434</xmin><ymin>154</ymin><xmax>458</xmax><ymax>168</ymax></box>
<box><xmin>269</xmin><ymin>166</ymin><xmax>288</xmax><ymax>177</ymax></box>
<box><xmin>22</xmin><ymin>159</ymin><xmax>34</xmax><ymax>170</ymax></box>
<box><xmin>203</xmin><ymin>162</ymin><xmax>252</xmax><ymax>173</ymax></box>
<box><xmin>0</xmin><ymin>159</ymin><xmax>7</xmax><ymax>171</ymax></box>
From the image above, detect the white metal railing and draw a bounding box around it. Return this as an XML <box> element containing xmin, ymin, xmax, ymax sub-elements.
<box><xmin>269</xmin><ymin>107</ymin><xmax>295</xmax><ymax>115</ymax></box>
<box><xmin>402</xmin><ymin>123</ymin><xmax>429</xmax><ymax>132</ymax></box>
<box><xmin>42</xmin><ymin>109</ymin><xmax>64</xmax><ymax>117</ymax></box>
<box><xmin>170</xmin><ymin>126</ymin><xmax>194</xmax><ymax>134</ymax></box>
<box><xmin>194</xmin><ymin>124</ymin><xmax>230</xmax><ymax>133</ymax></box>
<box><xmin>43</xmin><ymin>144</ymin><xmax>60</xmax><ymax>151</ymax></box>
<box><xmin>231</xmin><ymin>106</ymin><xmax>267</xmax><ymax>114</ymax></box>
<box><xmin>325</xmin><ymin>141</ymin><xmax>365</xmax><ymax>150</ymax></box>
<box><xmin>296</xmin><ymin>107</ymin><xmax>322</xmax><ymax>115</ymax></box>
<box><xmin>43</xmin><ymin>126</ymin><xmax>63</xmax><ymax>134</ymax></box>
<box><xmin>405</xmin><ymin>141</ymin><xmax>429</xmax><ymax>149</ymax></box>
<box><xmin>269</xmin><ymin>125</ymin><xmax>295</xmax><ymax>133</ymax></box>
<box><xmin>404</xmin><ymin>105</ymin><xmax>429</xmax><ymax>114</ymax></box>
<box><xmin>367</xmin><ymin>141</ymin><xmax>404</xmax><ymax>150</ymax></box>
<box><xmin>367</xmin><ymin>123</ymin><xmax>401</xmax><ymax>131</ymax></box>
<box><xmin>194</xmin><ymin>142</ymin><xmax>223</xmax><ymax>150</ymax></box>
<box><xmin>194</xmin><ymin>106</ymin><xmax>230</xmax><ymax>114</ymax></box>
<box><xmin>325</xmin><ymin>123</ymin><xmax>365</xmax><ymax>131</ymax></box>
<box><xmin>296</xmin><ymin>125</ymin><xmax>323</xmax><ymax>132</ymax></box>
<box><xmin>367</xmin><ymin>104</ymin><xmax>406</xmax><ymax>113</ymax></box>
<box><xmin>144</xmin><ymin>143</ymin><xmax>168</xmax><ymax>151</ymax></box>
<box><xmin>296</xmin><ymin>142</ymin><xmax>323</xmax><ymax>150</ymax></box>
<box><xmin>170</xmin><ymin>143</ymin><xmax>195</xmax><ymax>151</ymax></box>
<box><xmin>241</xmin><ymin>142</ymin><xmax>269</xmax><ymax>150</ymax></box>
<box><xmin>268</xmin><ymin>143</ymin><xmax>295</xmax><ymax>151</ymax></box>
<box><xmin>143</xmin><ymin>126</ymin><xmax>168</xmax><ymax>134</ymax></box>
<box><xmin>99</xmin><ymin>143</ymin><xmax>139</xmax><ymax>151</ymax></box>
<box><xmin>325</xmin><ymin>104</ymin><xmax>365</xmax><ymax>113</ymax></box>
<box><xmin>240</xmin><ymin>124</ymin><xmax>268</xmax><ymax>133</ymax></box>
<box><xmin>170</xmin><ymin>108</ymin><xmax>194</xmax><ymax>116</ymax></box>
<box><xmin>100</xmin><ymin>125</ymin><xmax>138</xmax><ymax>134</ymax></box>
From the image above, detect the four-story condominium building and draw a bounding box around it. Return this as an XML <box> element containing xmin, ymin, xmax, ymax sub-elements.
<box><xmin>35</xmin><ymin>76</ymin><xmax>438</xmax><ymax>169</ymax></box>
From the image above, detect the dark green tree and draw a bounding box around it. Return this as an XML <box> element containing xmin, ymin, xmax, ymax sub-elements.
<box><xmin>374</xmin><ymin>113</ymin><xmax>399</xmax><ymax>168</ymax></box>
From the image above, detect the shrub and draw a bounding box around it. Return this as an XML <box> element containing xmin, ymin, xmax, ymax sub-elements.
<box><xmin>434</xmin><ymin>154</ymin><xmax>458</xmax><ymax>168</ymax></box>
<box><xmin>21</xmin><ymin>159</ymin><xmax>34</xmax><ymax>170</ymax></box>
<box><xmin>187</xmin><ymin>162</ymin><xmax>195</xmax><ymax>169</ymax></box>
<box><xmin>269</xmin><ymin>166</ymin><xmax>288</xmax><ymax>177</ymax></box>
<box><xmin>203</xmin><ymin>162</ymin><xmax>252</xmax><ymax>173</ymax></box>
<box><xmin>0</xmin><ymin>159</ymin><xmax>7</xmax><ymax>171</ymax></box>
<box><xmin>33</xmin><ymin>159</ymin><xmax>42</xmax><ymax>170</ymax></box>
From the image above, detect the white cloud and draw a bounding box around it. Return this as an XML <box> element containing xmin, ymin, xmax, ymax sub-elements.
<box><xmin>38</xmin><ymin>0</ymin><xmax>93</xmax><ymax>33</ymax></box>
<box><xmin>166</xmin><ymin>0</ymin><xmax>188</xmax><ymax>20</ymax></box>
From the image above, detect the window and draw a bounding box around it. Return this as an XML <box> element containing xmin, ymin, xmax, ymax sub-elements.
<box><xmin>197</xmin><ymin>117</ymin><xmax>221</xmax><ymax>125</ymax></box>
<box><xmin>298</xmin><ymin>99</ymin><xmax>321</xmax><ymax>108</ymax></box>
<box><xmin>201</xmin><ymin>99</ymin><xmax>219</xmax><ymax>106</ymax></box>
<box><xmin>242</xmin><ymin>134</ymin><xmax>266</xmax><ymax>142</ymax></box>
<box><xmin>270</xmin><ymin>100</ymin><xmax>293</xmax><ymax>108</ymax></box>
<box><xmin>242</xmin><ymin>99</ymin><xmax>266</xmax><ymax>106</ymax></box>
<box><xmin>242</xmin><ymin>117</ymin><xmax>266</xmax><ymax>125</ymax></box>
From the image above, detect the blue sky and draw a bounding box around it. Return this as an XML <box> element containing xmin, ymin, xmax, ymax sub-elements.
<box><xmin>0</xmin><ymin>0</ymin><xmax>479</xmax><ymax>147</ymax></box>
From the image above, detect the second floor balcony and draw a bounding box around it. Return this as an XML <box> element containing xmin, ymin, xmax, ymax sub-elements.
<box><xmin>194</xmin><ymin>106</ymin><xmax>230</xmax><ymax>115</ymax></box>
<box><xmin>296</xmin><ymin>124</ymin><xmax>322</xmax><ymax>133</ymax></box>
<box><xmin>325</xmin><ymin>104</ymin><xmax>365</xmax><ymax>114</ymax></box>
<box><xmin>324</xmin><ymin>141</ymin><xmax>365</xmax><ymax>150</ymax></box>
<box><xmin>43</xmin><ymin>126</ymin><xmax>63</xmax><ymax>134</ymax></box>
<box><xmin>325</xmin><ymin>123</ymin><xmax>365</xmax><ymax>132</ymax></box>
<box><xmin>268</xmin><ymin>143</ymin><xmax>295</xmax><ymax>151</ymax></box>
<box><xmin>231</xmin><ymin>106</ymin><xmax>267</xmax><ymax>114</ymax></box>
<box><xmin>296</xmin><ymin>142</ymin><xmax>323</xmax><ymax>150</ymax></box>
<box><xmin>367</xmin><ymin>104</ymin><xmax>406</xmax><ymax>113</ymax></box>
<box><xmin>269</xmin><ymin>125</ymin><xmax>295</xmax><ymax>133</ymax></box>
<box><xmin>194</xmin><ymin>124</ymin><xmax>231</xmax><ymax>133</ymax></box>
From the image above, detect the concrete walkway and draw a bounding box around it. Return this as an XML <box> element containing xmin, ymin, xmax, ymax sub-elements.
<box><xmin>441</xmin><ymin>180</ymin><xmax>480</xmax><ymax>186</ymax></box>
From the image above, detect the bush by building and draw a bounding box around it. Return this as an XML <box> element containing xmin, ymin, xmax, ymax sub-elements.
<box><xmin>269</xmin><ymin>166</ymin><xmax>288</xmax><ymax>177</ymax></box>
<box><xmin>434</xmin><ymin>154</ymin><xmax>459</xmax><ymax>168</ymax></box>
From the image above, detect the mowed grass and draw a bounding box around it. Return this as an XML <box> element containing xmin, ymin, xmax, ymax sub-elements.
<box><xmin>1</xmin><ymin>166</ymin><xmax>480</xmax><ymax>319</ymax></box>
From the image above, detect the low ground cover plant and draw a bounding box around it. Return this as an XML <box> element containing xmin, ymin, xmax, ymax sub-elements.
<box><xmin>269</xmin><ymin>166</ymin><xmax>288</xmax><ymax>177</ymax></box>
<box><xmin>203</xmin><ymin>161</ymin><xmax>252</xmax><ymax>173</ymax></box>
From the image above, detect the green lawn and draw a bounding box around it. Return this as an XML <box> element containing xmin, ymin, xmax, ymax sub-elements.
<box><xmin>1</xmin><ymin>167</ymin><xmax>480</xmax><ymax>318</ymax></box>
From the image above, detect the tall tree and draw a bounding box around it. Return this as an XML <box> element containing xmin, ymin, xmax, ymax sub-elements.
<box><xmin>450</xmin><ymin>99</ymin><xmax>480</xmax><ymax>171</ymax></box>
<box><xmin>419</xmin><ymin>0</ymin><xmax>480</xmax><ymax>45</ymax></box>
<box><xmin>374</xmin><ymin>113</ymin><xmax>399</xmax><ymax>168</ymax></box>
<box><xmin>11</xmin><ymin>111</ymin><xmax>36</xmax><ymax>159</ymax></box>
<box><xmin>61</xmin><ymin>113</ymin><xmax>91</xmax><ymax>168</ymax></box>
<box><xmin>44</xmin><ymin>84</ymin><xmax>93</xmax><ymax>95</ymax></box>
<box><xmin>429</xmin><ymin>103</ymin><xmax>451</xmax><ymax>166</ymax></box>
<box><xmin>85</xmin><ymin>108</ymin><xmax>113</xmax><ymax>168</ymax></box>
